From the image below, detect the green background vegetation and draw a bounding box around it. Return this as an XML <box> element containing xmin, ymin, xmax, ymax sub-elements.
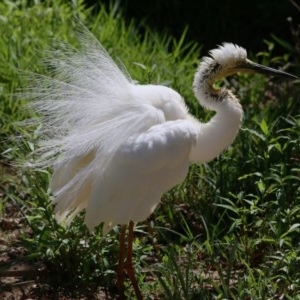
<box><xmin>0</xmin><ymin>0</ymin><xmax>299</xmax><ymax>299</ymax></box>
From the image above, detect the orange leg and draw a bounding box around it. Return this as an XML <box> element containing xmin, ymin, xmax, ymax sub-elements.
<box><xmin>124</xmin><ymin>221</ymin><xmax>143</xmax><ymax>300</ymax></box>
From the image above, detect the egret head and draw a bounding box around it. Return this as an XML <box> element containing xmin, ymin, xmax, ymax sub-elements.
<box><xmin>208</xmin><ymin>43</ymin><xmax>297</xmax><ymax>79</ymax></box>
<box><xmin>193</xmin><ymin>43</ymin><xmax>297</xmax><ymax>111</ymax></box>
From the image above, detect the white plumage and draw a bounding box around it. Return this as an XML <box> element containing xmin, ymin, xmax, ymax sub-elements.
<box><xmin>26</xmin><ymin>28</ymin><xmax>296</xmax><ymax>235</ymax></box>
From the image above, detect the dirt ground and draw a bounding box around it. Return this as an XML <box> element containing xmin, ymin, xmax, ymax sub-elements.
<box><xmin>0</xmin><ymin>198</ymin><xmax>113</xmax><ymax>300</ymax></box>
<box><xmin>0</xmin><ymin>199</ymin><xmax>41</xmax><ymax>300</ymax></box>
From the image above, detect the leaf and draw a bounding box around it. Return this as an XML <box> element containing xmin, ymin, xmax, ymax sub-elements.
<box><xmin>238</xmin><ymin>172</ymin><xmax>262</xmax><ymax>180</ymax></box>
<box><xmin>289</xmin><ymin>223</ymin><xmax>300</xmax><ymax>232</ymax></box>
<box><xmin>256</xmin><ymin>180</ymin><xmax>265</xmax><ymax>193</ymax></box>
<box><xmin>268</xmin><ymin>143</ymin><xmax>282</xmax><ymax>153</ymax></box>
<box><xmin>271</xmin><ymin>34</ymin><xmax>295</xmax><ymax>53</ymax></box>
<box><xmin>214</xmin><ymin>199</ymin><xmax>239</xmax><ymax>214</ymax></box>
<box><xmin>281</xmin><ymin>223</ymin><xmax>300</xmax><ymax>239</ymax></box>
<box><xmin>241</xmin><ymin>127</ymin><xmax>266</xmax><ymax>141</ymax></box>
<box><xmin>259</xmin><ymin>119</ymin><xmax>269</xmax><ymax>136</ymax></box>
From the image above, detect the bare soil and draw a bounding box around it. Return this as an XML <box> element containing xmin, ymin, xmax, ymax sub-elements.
<box><xmin>0</xmin><ymin>194</ymin><xmax>112</xmax><ymax>300</ymax></box>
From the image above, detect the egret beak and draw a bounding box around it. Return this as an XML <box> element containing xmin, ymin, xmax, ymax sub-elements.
<box><xmin>236</xmin><ymin>59</ymin><xmax>298</xmax><ymax>79</ymax></box>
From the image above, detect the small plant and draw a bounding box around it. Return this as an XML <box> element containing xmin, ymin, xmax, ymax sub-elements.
<box><xmin>1</xmin><ymin>0</ymin><xmax>299</xmax><ymax>299</ymax></box>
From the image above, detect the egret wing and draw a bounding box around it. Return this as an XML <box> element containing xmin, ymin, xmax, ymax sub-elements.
<box><xmin>84</xmin><ymin>119</ymin><xmax>197</xmax><ymax>233</ymax></box>
<box><xmin>51</xmin><ymin>104</ymin><xmax>165</xmax><ymax>224</ymax></box>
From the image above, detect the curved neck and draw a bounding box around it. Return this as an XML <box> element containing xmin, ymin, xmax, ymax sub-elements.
<box><xmin>189</xmin><ymin>97</ymin><xmax>243</xmax><ymax>163</ymax></box>
<box><xmin>190</xmin><ymin>60</ymin><xmax>244</xmax><ymax>163</ymax></box>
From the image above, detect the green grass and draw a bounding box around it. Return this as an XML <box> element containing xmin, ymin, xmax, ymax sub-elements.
<box><xmin>1</xmin><ymin>0</ymin><xmax>300</xmax><ymax>299</ymax></box>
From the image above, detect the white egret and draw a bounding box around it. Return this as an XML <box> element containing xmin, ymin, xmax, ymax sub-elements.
<box><xmin>26</xmin><ymin>27</ymin><xmax>296</xmax><ymax>299</ymax></box>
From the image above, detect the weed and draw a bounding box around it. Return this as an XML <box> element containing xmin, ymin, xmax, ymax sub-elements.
<box><xmin>1</xmin><ymin>0</ymin><xmax>299</xmax><ymax>298</ymax></box>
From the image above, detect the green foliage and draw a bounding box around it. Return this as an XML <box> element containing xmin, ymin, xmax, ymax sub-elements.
<box><xmin>1</xmin><ymin>0</ymin><xmax>299</xmax><ymax>299</ymax></box>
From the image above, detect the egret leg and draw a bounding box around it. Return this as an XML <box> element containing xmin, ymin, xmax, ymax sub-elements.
<box><xmin>124</xmin><ymin>221</ymin><xmax>143</xmax><ymax>300</ymax></box>
<box><xmin>117</xmin><ymin>224</ymin><xmax>126</xmax><ymax>300</ymax></box>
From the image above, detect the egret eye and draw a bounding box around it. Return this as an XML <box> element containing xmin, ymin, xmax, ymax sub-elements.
<box><xmin>236</xmin><ymin>60</ymin><xmax>245</xmax><ymax>67</ymax></box>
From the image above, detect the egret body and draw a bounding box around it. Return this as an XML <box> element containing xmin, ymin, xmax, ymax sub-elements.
<box><xmin>27</xmin><ymin>29</ymin><xmax>296</xmax><ymax>299</ymax></box>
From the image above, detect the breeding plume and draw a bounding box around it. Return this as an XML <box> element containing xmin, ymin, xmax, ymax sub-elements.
<box><xmin>26</xmin><ymin>28</ymin><xmax>296</xmax><ymax>299</ymax></box>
